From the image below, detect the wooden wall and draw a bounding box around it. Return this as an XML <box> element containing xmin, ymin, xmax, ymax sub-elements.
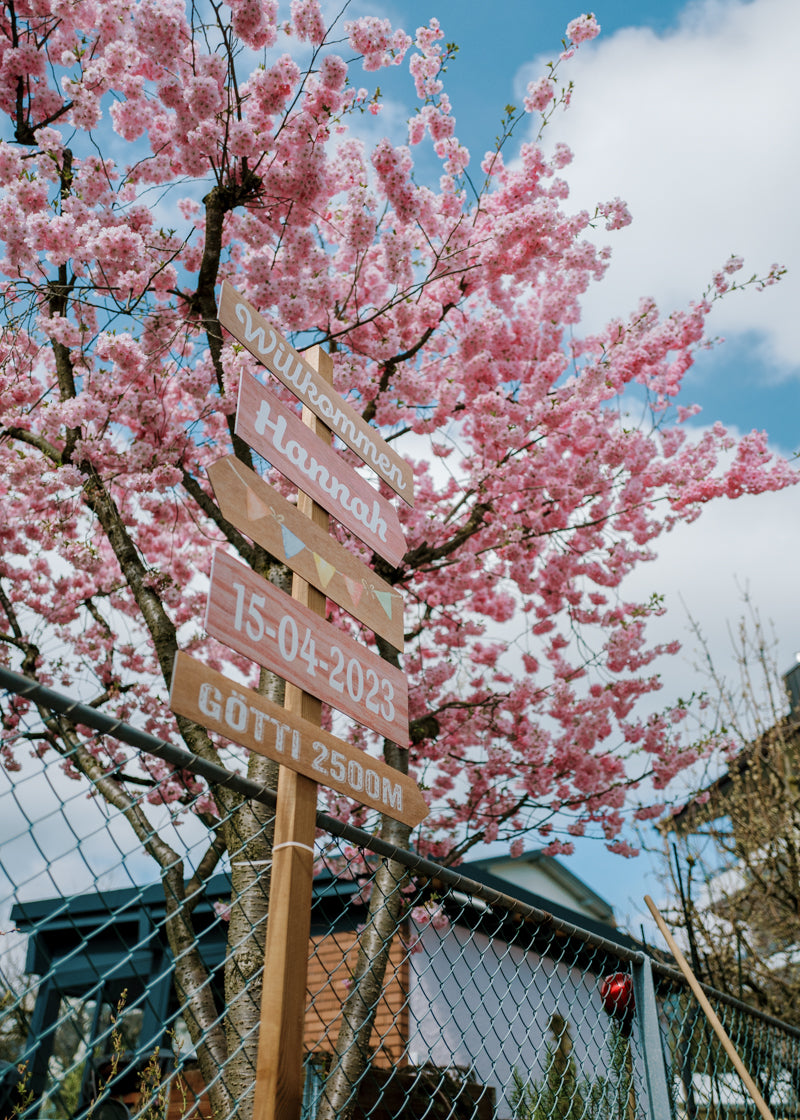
<box><xmin>163</xmin><ymin>926</ymin><xmax>409</xmax><ymax>1119</ymax></box>
<box><xmin>304</xmin><ymin>927</ymin><xmax>410</xmax><ymax>1066</ymax></box>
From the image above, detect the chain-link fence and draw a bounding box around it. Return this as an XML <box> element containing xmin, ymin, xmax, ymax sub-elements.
<box><xmin>2</xmin><ymin>665</ymin><xmax>800</xmax><ymax>1120</ymax></box>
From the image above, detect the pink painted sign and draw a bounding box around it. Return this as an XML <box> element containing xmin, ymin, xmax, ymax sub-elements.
<box><xmin>170</xmin><ymin>653</ymin><xmax>425</xmax><ymax>824</ymax></box>
<box><xmin>207</xmin><ymin>456</ymin><xmax>404</xmax><ymax>650</ymax></box>
<box><xmin>236</xmin><ymin>372</ymin><xmax>406</xmax><ymax>568</ymax></box>
<box><xmin>205</xmin><ymin>548</ymin><xmax>409</xmax><ymax>746</ymax></box>
<box><xmin>219</xmin><ymin>281</ymin><xmax>414</xmax><ymax>507</ymax></box>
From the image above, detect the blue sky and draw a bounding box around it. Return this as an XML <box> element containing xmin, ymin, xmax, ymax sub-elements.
<box><xmin>349</xmin><ymin>0</ymin><xmax>800</xmax><ymax>927</ymax></box>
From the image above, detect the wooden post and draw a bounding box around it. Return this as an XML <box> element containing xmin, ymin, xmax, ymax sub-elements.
<box><xmin>644</xmin><ymin>895</ymin><xmax>776</xmax><ymax>1120</ymax></box>
<box><xmin>254</xmin><ymin>345</ymin><xmax>333</xmax><ymax>1120</ymax></box>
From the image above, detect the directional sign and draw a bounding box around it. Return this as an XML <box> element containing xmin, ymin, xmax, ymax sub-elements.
<box><xmin>219</xmin><ymin>281</ymin><xmax>414</xmax><ymax>507</ymax></box>
<box><xmin>208</xmin><ymin>456</ymin><xmax>405</xmax><ymax>651</ymax></box>
<box><xmin>205</xmin><ymin>549</ymin><xmax>409</xmax><ymax>746</ymax></box>
<box><xmin>170</xmin><ymin>653</ymin><xmax>426</xmax><ymax>826</ymax></box>
<box><xmin>236</xmin><ymin>372</ymin><xmax>407</xmax><ymax>567</ymax></box>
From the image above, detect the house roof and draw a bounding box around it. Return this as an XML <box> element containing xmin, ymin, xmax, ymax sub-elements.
<box><xmin>664</xmin><ymin>665</ymin><xmax>800</xmax><ymax>835</ymax></box>
<box><xmin>462</xmin><ymin>849</ymin><xmax>615</xmax><ymax>923</ymax></box>
<box><xmin>11</xmin><ymin>847</ymin><xmax>638</xmax><ymax>985</ymax></box>
<box><xmin>457</xmin><ymin>851</ymin><xmax>640</xmax><ymax>952</ymax></box>
<box><xmin>662</xmin><ymin>715</ymin><xmax>800</xmax><ymax>836</ymax></box>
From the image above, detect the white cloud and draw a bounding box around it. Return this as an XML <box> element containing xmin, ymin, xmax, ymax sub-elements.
<box><xmin>518</xmin><ymin>0</ymin><xmax>800</xmax><ymax>375</ymax></box>
<box><xmin>622</xmin><ymin>477</ymin><xmax>800</xmax><ymax>708</ymax></box>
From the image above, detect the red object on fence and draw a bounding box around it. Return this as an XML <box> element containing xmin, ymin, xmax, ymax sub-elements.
<box><xmin>600</xmin><ymin>973</ymin><xmax>635</xmax><ymax>1021</ymax></box>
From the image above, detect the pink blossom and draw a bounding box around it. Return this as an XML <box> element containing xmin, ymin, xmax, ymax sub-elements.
<box><xmin>550</xmin><ymin>142</ymin><xmax>573</xmax><ymax>169</ymax></box>
<box><xmin>633</xmin><ymin>804</ymin><xmax>664</xmax><ymax>821</ymax></box>
<box><xmin>213</xmin><ymin>901</ymin><xmax>231</xmax><ymax>922</ymax></box>
<box><xmin>676</xmin><ymin>403</ymin><xmax>701</xmax><ymax>422</ymax></box>
<box><xmin>597</xmin><ymin>196</ymin><xmax>632</xmax><ymax>230</ymax></box>
<box><xmin>228</xmin><ymin>0</ymin><xmax>278</xmax><ymax>49</ymax></box>
<box><xmin>345</xmin><ymin>17</ymin><xmax>411</xmax><ymax>71</ymax></box>
<box><xmin>541</xmin><ymin>840</ymin><xmax>575</xmax><ymax>858</ymax></box>
<box><xmin>525</xmin><ymin>78</ymin><xmax>555</xmax><ymax>114</ymax></box>
<box><xmin>566</xmin><ymin>13</ymin><xmax>601</xmax><ymax>44</ymax></box>
<box><xmin>290</xmin><ymin>0</ymin><xmax>326</xmax><ymax>44</ymax></box>
<box><xmin>33</xmin><ymin>127</ymin><xmax>64</xmax><ymax>153</ymax></box>
<box><xmin>319</xmin><ymin>55</ymin><xmax>347</xmax><ymax>92</ymax></box>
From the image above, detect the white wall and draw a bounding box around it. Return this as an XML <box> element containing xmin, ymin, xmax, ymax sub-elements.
<box><xmin>407</xmin><ymin>921</ymin><xmax>620</xmax><ymax>1119</ymax></box>
<box><xmin>481</xmin><ymin>859</ymin><xmax>611</xmax><ymax>922</ymax></box>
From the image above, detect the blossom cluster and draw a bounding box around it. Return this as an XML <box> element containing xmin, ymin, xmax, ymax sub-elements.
<box><xmin>566</xmin><ymin>14</ymin><xmax>601</xmax><ymax>44</ymax></box>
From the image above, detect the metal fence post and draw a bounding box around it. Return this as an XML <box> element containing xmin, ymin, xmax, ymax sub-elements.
<box><xmin>633</xmin><ymin>953</ymin><xmax>673</xmax><ymax>1120</ymax></box>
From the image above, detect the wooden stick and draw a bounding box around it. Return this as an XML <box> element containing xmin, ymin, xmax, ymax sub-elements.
<box><xmin>254</xmin><ymin>345</ymin><xmax>334</xmax><ymax>1120</ymax></box>
<box><xmin>644</xmin><ymin>895</ymin><xmax>776</xmax><ymax>1120</ymax></box>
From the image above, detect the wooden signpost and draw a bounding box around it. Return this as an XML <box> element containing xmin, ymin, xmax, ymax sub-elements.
<box><xmin>236</xmin><ymin>371</ymin><xmax>407</xmax><ymax>566</ymax></box>
<box><xmin>170</xmin><ymin>652</ymin><xmax>426</xmax><ymax>825</ymax></box>
<box><xmin>218</xmin><ymin>281</ymin><xmax>414</xmax><ymax>507</ymax></box>
<box><xmin>169</xmin><ymin>305</ymin><xmax>421</xmax><ymax>1120</ymax></box>
<box><xmin>205</xmin><ymin>548</ymin><xmax>409</xmax><ymax>746</ymax></box>
<box><xmin>207</xmin><ymin>456</ymin><xmax>404</xmax><ymax>650</ymax></box>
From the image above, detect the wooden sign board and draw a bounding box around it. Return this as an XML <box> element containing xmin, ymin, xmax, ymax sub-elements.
<box><xmin>208</xmin><ymin>456</ymin><xmax>404</xmax><ymax>651</ymax></box>
<box><xmin>170</xmin><ymin>653</ymin><xmax>426</xmax><ymax>826</ymax></box>
<box><xmin>206</xmin><ymin>549</ymin><xmax>409</xmax><ymax>747</ymax></box>
<box><xmin>236</xmin><ymin>372</ymin><xmax>406</xmax><ymax>568</ymax></box>
<box><xmin>219</xmin><ymin>281</ymin><xmax>414</xmax><ymax>508</ymax></box>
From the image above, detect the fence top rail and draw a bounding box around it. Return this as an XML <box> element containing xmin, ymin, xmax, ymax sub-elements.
<box><xmin>0</xmin><ymin>667</ymin><xmax>639</xmax><ymax>956</ymax></box>
<box><xmin>647</xmin><ymin>954</ymin><xmax>800</xmax><ymax>1040</ymax></box>
<box><xmin>5</xmin><ymin>664</ymin><xmax>800</xmax><ymax>1043</ymax></box>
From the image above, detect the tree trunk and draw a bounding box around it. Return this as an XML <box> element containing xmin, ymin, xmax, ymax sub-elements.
<box><xmin>218</xmin><ymin>758</ymin><xmax>279</xmax><ymax>1115</ymax></box>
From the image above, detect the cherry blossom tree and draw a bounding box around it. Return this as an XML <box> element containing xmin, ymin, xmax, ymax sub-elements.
<box><xmin>0</xmin><ymin>0</ymin><xmax>794</xmax><ymax>1115</ymax></box>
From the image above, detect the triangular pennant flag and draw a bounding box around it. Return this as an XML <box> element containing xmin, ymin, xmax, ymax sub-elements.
<box><xmin>281</xmin><ymin>524</ymin><xmax>306</xmax><ymax>559</ymax></box>
<box><xmin>246</xmin><ymin>488</ymin><xmax>270</xmax><ymax>521</ymax></box>
<box><xmin>345</xmin><ymin>577</ymin><xmax>363</xmax><ymax>606</ymax></box>
<box><xmin>374</xmin><ymin>590</ymin><xmax>393</xmax><ymax>619</ymax></box>
<box><xmin>313</xmin><ymin>553</ymin><xmax>336</xmax><ymax>589</ymax></box>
